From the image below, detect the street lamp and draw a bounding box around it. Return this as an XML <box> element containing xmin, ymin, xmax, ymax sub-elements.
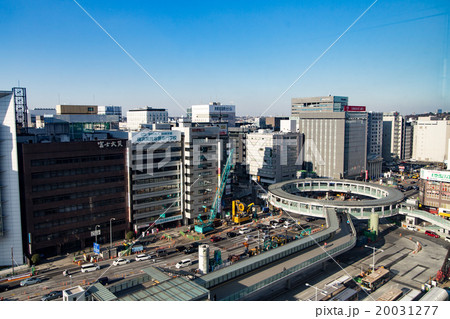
<box><xmin>95</xmin><ymin>224</ymin><xmax>100</xmax><ymax>243</ymax></box>
<box><xmin>365</xmin><ymin>245</ymin><xmax>384</xmax><ymax>272</ymax></box>
<box><xmin>110</xmin><ymin>218</ymin><xmax>116</xmax><ymax>249</ymax></box>
<box><xmin>305</xmin><ymin>283</ymin><xmax>327</xmax><ymax>301</ymax></box>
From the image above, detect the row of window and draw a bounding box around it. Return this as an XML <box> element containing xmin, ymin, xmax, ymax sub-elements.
<box><xmin>33</xmin><ymin>197</ymin><xmax>126</xmax><ymax>218</ymax></box>
<box><xmin>31</xmin><ymin>164</ymin><xmax>124</xmax><ymax>180</ymax></box>
<box><xmin>34</xmin><ymin>208</ymin><xmax>125</xmax><ymax>230</ymax></box>
<box><xmin>133</xmin><ymin>184</ymin><xmax>179</xmax><ymax>195</ymax></box>
<box><xmin>31</xmin><ymin>154</ymin><xmax>124</xmax><ymax>167</ymax></box>
<box><xmin>133</xmin><ymin>175</ymin><xmax>179</xmax><ymax>185</ymax></box>
<box><xmin>133</xmin><ymin>165</ymin><xmax>179</xmax><ymax>175</ymax></box>
<box><xmin>32</xmin><ymin>176</ymin><xmax>124</xmax><ymax>193</ymax></box>
<box><xmin>32</xmin><ymin>186</ymin><xmax>125</xmax><ymax>205</ymax></box>
<box><xmin>134</xmin><ymin>201</ymin><xmax>180</xmax><ymax>215</ymax></box>
<box><xmin>133</xmin><ymin>192</ymin><xmax>180</xmax><ymax>205</ymax></box>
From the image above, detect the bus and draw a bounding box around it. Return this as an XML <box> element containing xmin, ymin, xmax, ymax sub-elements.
<box><xmin>361</xmin><ymin>267</ymin><xmax>390</xmax><ymax>292</ymax></box>
<box><xmin>398</xmin><ymin>288</ymin><xmax>422</xmax><ymax>301</ymax></box>
<box><xmin>329</xmin><ymin>288</ymin><xmax>359</xmax><ymax>301</ymax></box>
<box><xmin>377</xmin><ymin>288</ymin><xmax>403</xmax><ymax>301</ymax></box>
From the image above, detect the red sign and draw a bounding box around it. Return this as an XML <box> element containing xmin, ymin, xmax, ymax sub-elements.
<box><xmin>344</xmin><ymin>105</ymin><xmax>366</xmax><ymax>112</ymax></box>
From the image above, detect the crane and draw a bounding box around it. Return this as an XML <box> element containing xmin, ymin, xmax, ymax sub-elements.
<box><xmin>195</xmin><ymin>149</ymin><xmax>234</xmax><ymax>234</ymax></box>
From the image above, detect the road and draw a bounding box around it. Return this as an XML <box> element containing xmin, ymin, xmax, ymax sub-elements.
<box><xmin>0</xmin><ymin>215</ymin><xmax>320</xmax><ymax>301</ymax></box>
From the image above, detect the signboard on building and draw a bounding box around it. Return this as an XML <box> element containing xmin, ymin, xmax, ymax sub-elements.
<box><xmin>420</xmin><ymin>169</ymin><xmax>450</xmax><ymax>183</ymax></box>
<box><xmin>344</xmin><ymin>106</ymin><xmax>366</xmax><ymax>112</ymax></box>
<box><xmin>132</xmin><ymin>130</ymin><xmax>181</xmax><ymax>143</ymax></box>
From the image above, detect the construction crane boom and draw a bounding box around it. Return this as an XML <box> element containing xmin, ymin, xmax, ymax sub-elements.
<box><xmin>195</xmin><ymin>149</ymin><xmax>234</xmax><ymax>233</ymax></box>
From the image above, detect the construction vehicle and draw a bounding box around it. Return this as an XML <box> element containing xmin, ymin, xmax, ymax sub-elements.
<box><xmin>195</xmin><ymin>149</ymin><xmax>234</xmax><ymax>233</ymax></box>
<box><xmin>231</xmin><ymin>200</ymin><xmax>253</xmax><ymax>224</ymax></box>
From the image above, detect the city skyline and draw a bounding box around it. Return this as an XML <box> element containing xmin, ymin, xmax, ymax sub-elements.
<box><xmin>1</xmin><ymin>0</ymin><xmax>449</xmax><ymax>116</ymax></box>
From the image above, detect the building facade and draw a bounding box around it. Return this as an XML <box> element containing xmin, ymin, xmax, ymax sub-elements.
<box><xmin>291</xmin><ymin>97</ymin><xmax>367</xmax><ymax>180</ymax></box>
<box><xmin>126</xmin><ymin>107</ymin><xmax>169</xmax><ymax>131</ymax></box>
<box><xmin>246</xmin><ymin>130</ymin><xmax>303</xmax><ymax>185</ymax></box>
<box><xmin>18</xmin><ymin>140</ymin><xmax>128</xmax><ymax>257</ymax></box>
<box><xmin>367</xmin><ymin>112</ymin><xmax>383</xmax><ymax>179</ymax></box>
<box><xmin>419</xmin><ymin>169</ymin><xmax>450</xmax><ymax>215</ymax></box>
<box><xmin>382</xmin><ymin>112</ymin><xmax>405</xmax><ymax>162</ymax></box>
<box><xmin>413</xmin><ymin>116</ymin><xmax>450</xmax><ymax>163</ymax></box>
<box><xmin>0</xmin><ymin>90</ymin><xmax>24</xmax><ymax>266</ymax></box>
<box><xmin>174</xmin><ymin>126</ymin><xmax>220</xmax><ymax>224</ymax></box>
<box><xmin>190</xmin><ymin>102</ymin><xmax>236</xmax><ymax>127</ymax></box>
<box><xmin>128</xmin><ymin>130</ymin><xmax>183</xmax><ymax>233</ymax></box>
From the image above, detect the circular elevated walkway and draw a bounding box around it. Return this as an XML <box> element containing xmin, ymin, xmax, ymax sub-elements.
<box><xmin>268</xmin><ymin>179</ymin><xmax>404</xmax><ymax>219</ymax></box>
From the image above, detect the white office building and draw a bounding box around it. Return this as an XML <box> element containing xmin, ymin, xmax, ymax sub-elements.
<box><xmin>173</xmin><ymin>126</ymin><xmax>220</xmax><ymax>224</ymax></box>
<box><xmin>128</xmin><ymin>130</ymin><xmax>183</xmax><ymax>231</ymax></box>
<box><xmin>98</xmin><ymin>106</ymin><xmax>122</xmax><ymax>120</ymax></box>
<box><xmin>190</xmin><ymin>102</ymin><xmax>236</xmax><ymax>127</ymax></box>
<box><xmin>291</xmin><ymin>97</ymin><xmax>368</xmax><ymax>180</ymax></box>
<box><xmin>126</xmin><ymin>107</ymin><xmax>168</xmax><ymax>131</ymax></box>
<box><xmin>0</xmin><ymin>90</ymin><xmax>24</xmax><ymax>266</ymax></box>
<box><xmin>246</xmin><ymin>130</ymin><xmax>303</xmax><ymax>185</ymax></box>
<box><xmin>413</xmin><ymin>116</ymin><xmax>450</xmax><ymax>164</ymax></box>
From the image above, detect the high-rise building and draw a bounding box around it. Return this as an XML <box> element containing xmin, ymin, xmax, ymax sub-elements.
<box><xmin>413</xmin><ymin>116</ymin><xmax>450</xmax><ymax>163</ymax></box>
<box><xmin>190</xmin><ymin>102</ymin><xmax>236</xmax><ymax>127</ymax></box>
<box><xmin>128</xmin><ymin>130</ymin><xmax>183</xmax><ymax>233</ymax></box>
<box><xmin>0</xmin><ymin>90</ymin><xmax>24</xmax><ymax>266</ymax></box>
<box><xmin>246</xmin><ymin>130</ymin><xmax>303</xmax><ymax>185</ymax></box>
<box><xmin>291</xmin><ymin>95</ymin><xmax>348</xmax><ymax>115</ymax></box>
<box><xmin>18</xmin><ymin>140</ymin><xmax>128</xmax><ymax>257</ymax></box>
<box><xmin>173</xmin><ymin>126</ymin><xmax>220</xmax><ymax>224</ymax></box>
<box><xmin>126</xmin><ymin>107</ymin><xmax>169</xmax><ymax>131</ymax></box>
<box><xmin>367</xmin><ymin>112</ymin><xmax>383</xmax><ymax>179</ymax></box>
<box><xmin>291</xmin><ymin>96</ymin><xmax>367</xmax><ymax>180</ymax></box>
<box><xmin>382</xmin><ymin>112</ymin><xmax>405</xmax><ymax>162</ymax></box>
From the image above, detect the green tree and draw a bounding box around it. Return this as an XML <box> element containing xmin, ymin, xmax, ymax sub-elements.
<box><xmin>125</xmin><ymin>231</ymin><xmax>135</xmax><ymax>241</ymax></box>
<box><xmin>31</xmin><ymin>254</ymin><xmax>40</xmax><ymax>265</ymax></box>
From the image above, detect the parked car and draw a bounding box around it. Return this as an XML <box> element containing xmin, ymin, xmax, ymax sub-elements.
<box><xmin>135</xmin><ymin>254</ymin><xmax>151</xmax><ymax>261</ymax></box>
<box><xmin>20</xmin><ymin>277</ymin><xmax>42</xmax><ymax>286</ymax></box>
<box><xmin>425</xmin><ymin>230</ymin><xmax>440</xmax><ymax>238</ymax></box>
<box><xmin>175</xmin><ymin>259</ymin><xmax>191</xmax><ymax>269</ymax></box>
<box><xmin>305</xmin><ymin>217</ymin><xmax>317</xmax><ymax>222</ymax></box>
<box><xmin>271</xmin><ymin>223</ymin><xmax>283</xmax><ymax>229</ymax></box>
<box><xmin>210</xmin><ymin>236</ymin><xmax>222</xmax><ymax>242</ymax></box>
<box><xmin>406</xmin><ymin>225</ymin><xmax>417</xmax><ymax>231</ymax></box>
<box><xmin>445</xmin><ymin>237</ymin><xmax>450</xmax><ymax>243</ymax></box>
<box><xmin>41</xmin><ymin>290</ymin><xmax>62</xmax><ymax>301</ymax></box>
<box><xmin>244</xmin><ymin>234</ymin><xmax>254</xmax><ymax>241</ymax></box>
<box><xmin>113</xmin><ymin>258</ymin><xmax>130</xmax><ymax>266</ymax></box>
<box><xmin>227</xmin><ymin>231</ymin><xmax>237</xmax><ymax>238</ymax></box>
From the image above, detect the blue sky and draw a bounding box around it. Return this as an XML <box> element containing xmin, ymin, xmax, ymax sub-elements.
<box><xmin>1</xmin><ymin>0</ymin><xmax>449</xmax><ymax>116</ymax></box>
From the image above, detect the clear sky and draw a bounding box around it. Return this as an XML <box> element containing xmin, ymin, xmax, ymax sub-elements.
<box><xmin>1</xmin><ymin>0</ymin><xmax>449</xmax><ymax>116</ymax></box>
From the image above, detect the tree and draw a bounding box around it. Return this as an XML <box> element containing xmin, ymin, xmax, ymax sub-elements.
<box><xmin>125</xmin><ymin>231</ymin><xmax>135</xmax><ymax>241</ymax></box>
<box><xmin>31</xmin><ymin>254</ymin><xmax>40</xmax><ymax>265</ymax></box>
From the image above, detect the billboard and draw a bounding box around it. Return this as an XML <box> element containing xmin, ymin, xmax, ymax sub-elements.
<box><xmin>420</xmin><ymin>169</ymin><xmax>450</xmax><ymax>183</ymax></box>
<box><xmin>344</xmin><ymin>106</ymin><xmax>366</xmax><ymax>112</ymax></box>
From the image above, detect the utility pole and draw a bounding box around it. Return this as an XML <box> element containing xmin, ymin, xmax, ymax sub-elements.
<box><xmin>365</xmin><ymin>245</ymin><xmax>384</xmax><ymax>272</ymax></box>
<box><xmin>11</xmin><ymin>247</ymin><xmax>14</xmax><ymax>276</ymax></box>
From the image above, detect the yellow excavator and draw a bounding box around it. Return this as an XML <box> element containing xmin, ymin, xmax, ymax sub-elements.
<box><xmin>232</xmin><ymin>200</ymin><xmax>254</xmax><ymax>224</ymax></box>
